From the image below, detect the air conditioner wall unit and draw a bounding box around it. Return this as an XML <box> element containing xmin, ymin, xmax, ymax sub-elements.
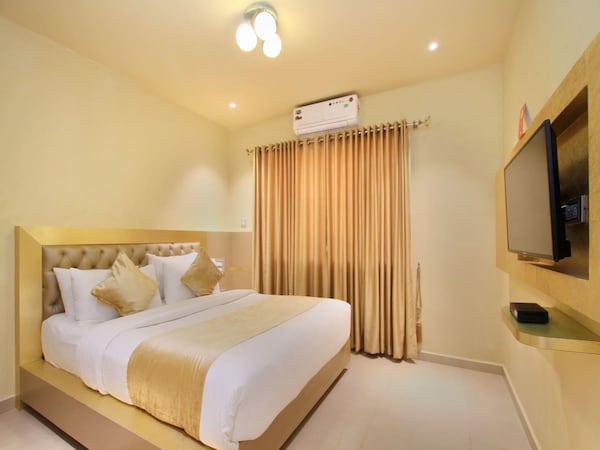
<box><xmin>293</xmin><ymin>94</ymin><xmax>359</xmax><ymax>136</ymax></box>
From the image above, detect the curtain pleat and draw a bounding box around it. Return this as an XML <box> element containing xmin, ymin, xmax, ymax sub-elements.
<box><xmin>252</xmin><ymin>122</ymin><xmax>417</xmax><ymax>359</ymax></box>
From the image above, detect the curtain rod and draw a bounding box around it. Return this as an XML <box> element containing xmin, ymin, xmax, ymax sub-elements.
<box><xmin>406</xmin><ymin>115</ymin><xmax>431</xmax><ymax>129</ymax></box>
<box><xmin>246</xmin><ymin>115</ymin><xmax>430</xmax><ymax>156</ymax></box>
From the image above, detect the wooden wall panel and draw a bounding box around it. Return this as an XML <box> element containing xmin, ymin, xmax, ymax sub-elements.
<box><xmin>497</xmin><ymin>33</ymin><xmax>600</xmax><ymax>324</ymax></box>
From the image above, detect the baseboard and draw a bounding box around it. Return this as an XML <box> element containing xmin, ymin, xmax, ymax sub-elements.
<box><xmin>501</xmin><ymin>367</ymin><xmax>540</xmax><ymax>450</ymax></box>
<box><xmin>0</xmin><ymin>396</ymin><xmax>15</xmax><ymax>414</ymax></box>
<box><xmin>418</xmin><ymin>351</ymin><xmax>503</xmax><ymax>375</ymax></box>
<box><xmin>418</xmin><ymin>351</ymin><xmax>538</xmax><ymax>450</ymax></box>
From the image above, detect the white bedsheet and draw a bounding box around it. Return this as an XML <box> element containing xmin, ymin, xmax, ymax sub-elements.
<box><xmin>75</xmin><ymin>289</ymin><xmax>350</xmax><ymax>450</ymax></box>
<box><xmin>41</xmin><ymin>313</ymin><xmax>95</xmax><ymax>377</ymax></box>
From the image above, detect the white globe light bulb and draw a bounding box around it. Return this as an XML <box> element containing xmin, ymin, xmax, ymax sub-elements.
<box><xmin>263</xmin><ymin>33</ymin><xmax>282</xmax><ymax>58</ymax></box>
<box><xmin>236</xmin><ymin>23</ymin><xmax>257</xmax><ymax>52</ymax></box>
<box><xmin>254</xmin><ymin>10</ymin><xmax>277</xmax><ymax>40</ymax></box>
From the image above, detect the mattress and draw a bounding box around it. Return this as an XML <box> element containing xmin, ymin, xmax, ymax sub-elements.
<box><xmin>42</xmin><ymin>289</ymin><xmax>350</xmax><ymax>450</ymax></box>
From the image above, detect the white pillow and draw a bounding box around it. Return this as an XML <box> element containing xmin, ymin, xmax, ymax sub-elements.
<box><xmin>162</xmin><ymin>258</ymin><xmax>197</xmax><ymax>304</ymax></box>
<box><xmin>139</xmin><ymin>264</ymin><xmax>163</xmax><ymax>309</ymax></box>
<box><xmin>147</xmin><ymin>252</ymin><xmax>197</xmax><ymax>299</ymax></box>
<box><xmin>70</xmin><ymin>268</ymin><xmax>119</xmax><ymax>322</ymax></box>
<box><xmin>57</xmin><ymin>264</ymin><xmax>161</xmax><ymax>320</ymax></box>
<box><xmin>58</xmin><ymin>267</ymin><xmax>145</xmax><ymax>318</ymax></box>
<box><xmin>162</xmin><ymin>256</ymin><xmax>224</xmax><ymax>303</ymax></box>
<box><xmin>53</xmin><ymin>267</ymin><xmax>75</xmax><ymax>317</ymax></box>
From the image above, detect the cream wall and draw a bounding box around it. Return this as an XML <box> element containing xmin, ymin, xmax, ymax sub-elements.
<box><xmin>229</xmin><ymin>65</ymin><xmax>506</xmax><ymax>363</ymax></box>
<box><xmin>501</xmin><ymin>1</ymin><xmax>600</xmax><ymax>449</ymax></box>
<box><xmin>0</xmin><ymin>17</ymin><xmax>230</xmax><ymax>401</ymax></box>
<box><xmin>228</xmin><ymin>115</ymin><xmax>292</xmax><ymax>231</ymax></box>
<box><xmin>503</xmin><ymin>0</ymin><xmax>600</xmax><ymax>150</ymax></box>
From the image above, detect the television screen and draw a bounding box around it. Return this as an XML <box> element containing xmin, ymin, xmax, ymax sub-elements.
<box><xmin>504</xmin><ymin>119</ymin><xmax>570</xmax><ymax>262</ymax></box>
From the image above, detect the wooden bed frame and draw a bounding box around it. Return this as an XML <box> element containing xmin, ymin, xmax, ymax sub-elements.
<box><xmin>15</xmin><ymin>226</ymin><xmax>350</xmax><ymax>450</ymax></box>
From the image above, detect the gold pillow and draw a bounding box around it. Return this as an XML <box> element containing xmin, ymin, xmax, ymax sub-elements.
<box><xmin>92</xmin><ymin>252</ymin><xmax>159</xmax><ymax>316</ymax></box>
<box><xmin>181</xmin><ymin>249</ymin><xmax>224</xmax><ymax>296</ymax></box>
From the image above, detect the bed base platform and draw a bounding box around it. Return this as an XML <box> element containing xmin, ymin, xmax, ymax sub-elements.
<box><xmin>20</xmin><ymin>341</ymin><xmax>349</xmax><ymax>450</ymax></box>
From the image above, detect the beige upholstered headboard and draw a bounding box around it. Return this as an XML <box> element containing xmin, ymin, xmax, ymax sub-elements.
<box><xmin>42</xmin><ymin>242</ymin><xmax>200</xmax><ymax>320</ymax></box>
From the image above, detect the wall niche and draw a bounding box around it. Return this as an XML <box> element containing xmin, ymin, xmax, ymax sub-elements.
<box><xmin>496</xmin><ymin>33</ymin><xmax>600</xmax><ymax>326</ymax></box>
<box><xmin>553</xmin><ymin>87</ymin><xmax>589</xmax><ymax>278</ymax></box>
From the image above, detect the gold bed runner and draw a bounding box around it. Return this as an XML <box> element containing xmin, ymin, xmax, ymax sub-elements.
<box><xmin>127</xmin><ymin>295</ymin><xmax>321</xmax><ymax>440</ymax></box>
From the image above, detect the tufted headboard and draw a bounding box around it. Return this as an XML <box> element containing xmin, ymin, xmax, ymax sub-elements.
<box><xmin>42</xmin><ymin>242</ymin><xmax>201</xmax><ymax>320</ymax></box>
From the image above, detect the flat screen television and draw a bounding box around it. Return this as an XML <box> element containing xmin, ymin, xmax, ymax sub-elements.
<box><xmin>504</xmin><ymin>119</ymin><xmax>571</xmax><ymax>262</ymax></box>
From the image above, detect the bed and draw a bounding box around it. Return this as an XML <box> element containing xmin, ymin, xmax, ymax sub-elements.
<box><xmin>15</xmin><ymin>226</ymin><xmax>350</xmax><ymax>450</ymax></box>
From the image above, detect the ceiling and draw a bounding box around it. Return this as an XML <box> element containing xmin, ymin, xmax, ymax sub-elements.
<box><xmin>0</xmin><ymin>0</ymin><xmax>521</xmax><ymax>130</ymax></box>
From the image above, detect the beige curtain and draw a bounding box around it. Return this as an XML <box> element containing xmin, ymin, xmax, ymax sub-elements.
<box><xmin>253</xmin><ymin>122</ymin><xmax>417</xmax><ymax>359</ymax></box>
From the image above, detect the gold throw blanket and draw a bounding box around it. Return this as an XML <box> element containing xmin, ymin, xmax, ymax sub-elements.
<box><xmin>127</xmin><ymin>295</ymin><xmax>321</xmax><ymax>440</ymax></box>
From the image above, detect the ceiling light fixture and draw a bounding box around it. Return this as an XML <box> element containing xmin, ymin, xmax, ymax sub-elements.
<box><xmin>428</xmin><ymin>41</ymin><xmax>439</xmax><ymax>52</ymax></box>
<box><xmin>236</xmin><ymin>3</ymin><xmax>282</xmax><ymax>58</ymax></box>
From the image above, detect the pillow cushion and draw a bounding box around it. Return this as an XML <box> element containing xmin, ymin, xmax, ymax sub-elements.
<box><xmin>53</xmin><ymin>267</ymin><xmax>75</xmax><ymax>317</ymax></box>
<box><xmin>92</xmin><ymin>252</ymin><xmax>160</xmax><ymax>316</ymax></box>
<box><xmin>139</xmin><ymin>264</ymin><xmax>163</xmax><ymax>309</ymax></box>
<box><xmin>181</xmin><ymin>250</ymin><xmax>224</xmax><ymax>297</ymax></box>
<box><xmin>70</xmin><ymin>268</ymin><xmax>117</xmax><ymax>322</ymax></box>
<box><xmin>147</xmin><ymin>252</ymin><xmax>197</xmax><ymax>299</ymax></box>
<box><xmin>211</xmin><ymin>258</ymin><xmax>224</xmax><ymax>294</ymax></box>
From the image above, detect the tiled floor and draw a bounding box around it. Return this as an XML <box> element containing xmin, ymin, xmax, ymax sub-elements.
<box><xmin>0</xmin><ymin>407</ymin><xmax>78</xmax><ymax>450</ymax></box>
<box><xmin>0</xmin><ymin>354</ymin><xmax>531</xmax><ymax>450</ymax></box>
<box><xmin>284</xmin><ymin>355</ymin><xmax>531</xmax><ymax>450</ymax></box>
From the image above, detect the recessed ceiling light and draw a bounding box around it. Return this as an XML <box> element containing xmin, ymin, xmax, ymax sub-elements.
<box><xmin>229</xmin><ymin>102</ymin><xmax>238</xmax><ymax>109</ymax></box>
<box><xmin>428</xmin><ymin>41</ymin><xmax>439</xmax><ymax>52</ymax></box>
